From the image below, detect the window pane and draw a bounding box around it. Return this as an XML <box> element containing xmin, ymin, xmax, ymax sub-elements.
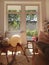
<box><xmin>25</xmin><ymin>6</ymin><xmax>38</xmax><ymax>11</ymax></box>
<box><xmin>8</xmin><ymin>14</ymin><xmax>20</xmax><ymax>31</ymax></box>
<box><xmin>8</xmin><ymin>5</ymin><xmax>21</xmax><ymax>12</ymax></box>
<box><xmin>8</xmin><ymin>5</ymin><xmax>21</xmax><ymax>34</ymax></box>
<box><xmin>25</xmin><ymin>6</ymin><xmax>38</xmax><ymax>40</ymax></box>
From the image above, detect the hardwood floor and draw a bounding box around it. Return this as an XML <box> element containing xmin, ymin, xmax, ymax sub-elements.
<box><xmin>32</xmin><ymin>53</ymin><xmax>49</xmax><ymax>65</ymax></box>
<box><xmin>0</xmin><ymin>53</ymin><xmax>49</xmax><ymax>65</ymax></box>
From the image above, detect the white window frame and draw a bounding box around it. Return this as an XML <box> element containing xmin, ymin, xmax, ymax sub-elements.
<box><xmin>4</xmin><ymin>1</ymin><xmax>42</xmax><ymax>32</ymax></box>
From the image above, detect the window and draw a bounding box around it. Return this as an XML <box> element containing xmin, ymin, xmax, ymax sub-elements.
<box><xmin>4</xmin><ymin>1</ymin><xmax>42</xmax><ymax>43</ymax></box>
<box><xmin>7</xmin><ymin>5</ymin><xmax>38</xmax><ymax>40</ymax></box>
<box><xmin>7</xmin><ymin>5</ymin><xmax>21</xmax><ymax>34</ymax></box>
<box><xmin>25</xmin><ymin>6</ymin><xmax>38</xmax><ymax>40</ymax></box>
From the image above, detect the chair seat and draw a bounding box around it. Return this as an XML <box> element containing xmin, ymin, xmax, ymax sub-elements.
<box><xmin>8</xmin><ymin>35</ymin><xmax>21</xmax><ymax>47</ymax></box>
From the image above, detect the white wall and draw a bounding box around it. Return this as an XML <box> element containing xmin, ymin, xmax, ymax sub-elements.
<box><xmin>46</xmin><ymin>0</ymin><xmax>49</xmax><ymax>20</ymax></box>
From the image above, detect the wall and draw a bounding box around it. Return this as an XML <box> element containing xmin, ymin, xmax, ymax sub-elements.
<box><xmin>46</xmin><ymin>0</ymin><xmax>49</xmax><ymax>20</ymax></box>
<box><xmin>0</xmin><ymin>0</ymin><xmax>4</xmax><ymax>34</ymax></box>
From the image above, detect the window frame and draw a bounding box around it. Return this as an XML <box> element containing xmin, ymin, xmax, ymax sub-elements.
<box><xmin>4</xmin><ymin>1</ymin><xmax>42</xmax><ymax>43</ymax></box>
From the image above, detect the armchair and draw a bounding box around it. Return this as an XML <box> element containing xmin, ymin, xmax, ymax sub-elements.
<box><xmin>36</xmin><ymin>31</ymin><xmax>49</xmax><ymax>61</ymax></box>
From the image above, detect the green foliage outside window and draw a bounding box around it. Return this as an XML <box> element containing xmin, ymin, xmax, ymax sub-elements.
<box><xmin>8</xmin><ymin>14</ymin><xmax>20</xmax><ymax>30</ymax></box>
<box><xmin>9</xmin><ymin>21</ymin><xmax>20</xmax><ymax>30</ymax></box>
<box><xmin>26</xmin><ymin>30</ymin><xmax>38</xmax><ymax>36</ymax></box>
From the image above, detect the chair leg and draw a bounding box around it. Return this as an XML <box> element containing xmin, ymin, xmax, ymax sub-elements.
<box><xmin>23</xmin><ymin>51</ymin><xmax>29</xmax><ymax>62</ymax></box>
<box><xmin>0</xmin><ymin>51</ymin><xmax>2</xmax><ymax>63</ymax></box>
<box><xmin>17</xmin><ymin>44</ymin><xmax>29</xmax><ymax>62</ymax></box>
<box><xmin>6</xmin><ymin>52</ymin><xmax>9</xmax><ymax>64</ymax></box>
<box><xmin>12</xmin><ymin>51</ymin><xmax>14</xmax><ymax>58</ymax></box>
<box><xmin>21</xmin><ymin>45</ymin><xmax>29</xmax><ymax>62</ymax></box>
<box><xmin>12</xmin><ymin>46</ymin><xmax>17</xmax><ymax>63</ymax></box>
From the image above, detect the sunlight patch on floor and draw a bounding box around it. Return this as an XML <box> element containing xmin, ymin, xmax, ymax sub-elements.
<box><xmin>1</xmin><ymin>49</ymin><xmax>38</xmax><ymax>56</ymax></box>
<box><xmin>1</xmin><ymin>51</ymin><xmax>22</xmax><ymax>55</ymax></box>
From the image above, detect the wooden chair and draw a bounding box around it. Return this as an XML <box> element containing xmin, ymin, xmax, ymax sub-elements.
<box><xmin>0</xmin><ymin>35</ymin><xmax>13</xmax><ymax>64</ymax></box>
<box><xmin>8</xmin><ymin>35</ymin><xmax>29</xmax><ymax>63</ymax></box>
<box><xmin>0</xmin><ymin>37</ymin><xmax>11</xmax><ymax>64</ymax></box>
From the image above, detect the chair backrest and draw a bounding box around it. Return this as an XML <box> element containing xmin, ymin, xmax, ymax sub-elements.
<box><xmin>38</xmin><ymin>31</ymin><xmax>49</xmax><ymax>44</ymax></box>
<box><xmin>8</xmin><ymin>35</ymin><xmax>21</xmax><ymax>47</ymax></box>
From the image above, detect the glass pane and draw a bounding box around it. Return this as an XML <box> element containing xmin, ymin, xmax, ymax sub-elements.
<box><xmin>25</xmin><ymin>6</ymin><xmax>38</xmax><ymax>40</ymax></box>
<box><xmin>8</xmin><ymin>14</ymin><xmax>20</xmax><ymax>31</ymax></box>
<box><xmin>7</xmin><ymin>5</ymin><xmax>21</xmax><ymax>35</ymax></box>
<box><xmin>26</xmin><ymin>14</ymin><xmax>37</xmax><ymax>23</ymax></box>
<box><xmin>8</xmin><ymin>5</ymin><xmax>21</xmax><ymax>12</ymax></box>
<box><xmin>25</xmin><ymin>6</ymin><xmax>38</xmax><ymax>11</ymax></box>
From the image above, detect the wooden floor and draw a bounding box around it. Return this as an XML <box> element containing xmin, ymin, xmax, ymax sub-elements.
<box><xmin>0</xmin><ymin>53</ymin><xmax>49</xmax><ymax>65</ymax></box>
<box><xmin>32</xmin><ymin>53</ymin><xmax>49</xmax><ymax>65</ymax></box>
